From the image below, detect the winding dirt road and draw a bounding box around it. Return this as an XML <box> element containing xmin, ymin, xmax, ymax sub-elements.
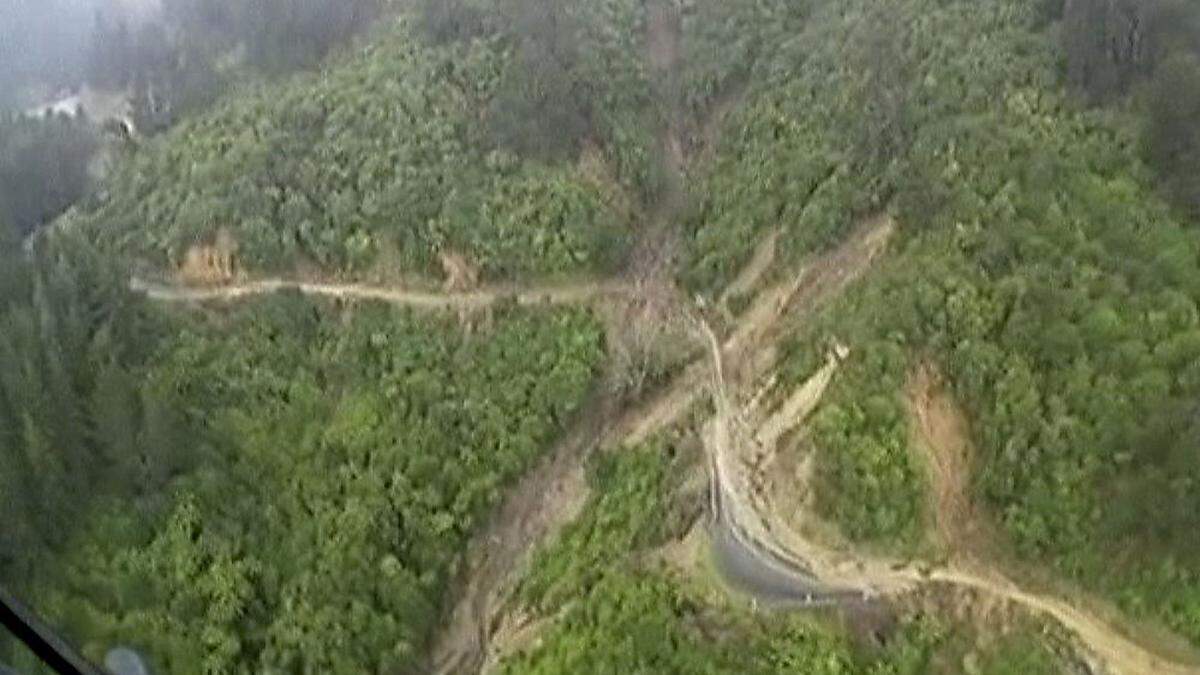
<box><xmin>130</xmin><ymin>277</ymin><xmax>631</xmax><ymax>309</ymax></box>
<box><xmin>129</xmin><ymin>3</ymin><xmax>1200</xmax><ymax>668</ymax></box>
<box><xmin>449</xmin><ymin>216</ymin><xmax>896</xmax><ymax>673</ymax></box>
<box><xmin>705</xmin><ymin>293</ymin><xmax>1200</xmax><ymax>675</ymax></box>
<box><xmin>136</xmin><ymin>223</ymin><xmax>1200</xmax><ymax>674</ymax></box>
<box><xmin>701</xmin><ymin>316</ymin><xmax>851</xmax><ymax>607</ymax></box>
<box><xmin>135</xmin><ymin>217</ymin><xmax>900</xmax><ymax>672</ymax></box>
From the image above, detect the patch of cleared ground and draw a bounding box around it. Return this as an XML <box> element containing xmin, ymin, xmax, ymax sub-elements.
<box><xmin>718</xmin><ymin>353</ymin><xmax>1200</xmax><ymax>674</ymax></box>
<box><xmin>905</xmin><ymin>363</ymin><xmax>986</xmax><ymax>557</ymax></box>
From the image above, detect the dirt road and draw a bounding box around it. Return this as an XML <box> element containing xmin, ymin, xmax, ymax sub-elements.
<box><xmin>131</xmin><ymin>277</ymin><xmax>631</xmax><ymax>309</ymax></box>
<box><xmin>426</xmin><ymin>213</ymin><xmax>898</xmax><ymax>673</ymax></box>
<box><xmin>135</xmin><ymin>222</ymin><xmax>1198</xmax><ymax>675</ymax></box>
<box><xmin>431</xmin><ymin>6</ymin><xmax>693</xmax><ymax>670</ymax></box>
<box><xmin>701</xmin><ymin>316</ymin><xmax>850</xmax><ymax>606</ymax></box>
<box><xmin>607</xmin><ymin>216</ymin><xmax>894</xmax><ymax>448</ymax></box>
<box><xmin>128</xmin><ymin>5</ymin><xmax>1200</xmax><ymax>670</ymax></box>
<box><xmin>710</xmin><ymin>313</ymin><xmax>1200</xmax><ymax>675</ymax></box>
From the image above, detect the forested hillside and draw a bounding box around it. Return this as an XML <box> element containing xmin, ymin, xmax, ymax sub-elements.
<box><xmin>681</xmin><ymin>0</ymin><xmax>1200</xmax><ymax>648</ymax></box>
<box><xmin>0</xmin><ymin>234</ymin><xmax>183</xmax><ymax>588</ymax></box>
<box><xmin>1058</xmin><ymin>0</ymin><xmax>1200</xmax><ymax>218</ymax></box>
<box><xmin>71</xmin><ymin>0</ymin><xmax>655</xmax><ymax>280</ymax></box>
<box><xmin>3</xmin><ymin>2</ymin><xmax>649</xmax><ymax>671</ymax></box>
<box><xmin>53</xmin><ymin>298</ymin><xmax>603</xmax><ymax>673</ymax></box>
<box><xmin>1</xmin><ymin>285</ymin><xmax>605</xmax><ymax>673</ymax></box>
<box><xmin>2</xmin><ymin>0</ymin><xmax>390</xmax><ymax>245</ymax></box>
<box><xmin>5</xmin><ymin>0</ymin><xmax>1200</xmax><ymax>672</ymax></box>
<box><xmin>499</xmin><ymin>440</ymin><xmax>1063</xmax><ymax>674</ymax></box>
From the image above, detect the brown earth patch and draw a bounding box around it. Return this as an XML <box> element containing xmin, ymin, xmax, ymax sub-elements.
<box><xmin>178</xmin><ymin>227</ymin><xmax>238</xmax><ymax>286</ymax></box>
<box><xmin>906</xmin><ymin>362</ymin><xmax>983</xmax><ymax>556</ymax></box>
<box><xmin>440</xmin><ymin>250</ymin><xmax>481</xmax><ymax>293</ymax></box>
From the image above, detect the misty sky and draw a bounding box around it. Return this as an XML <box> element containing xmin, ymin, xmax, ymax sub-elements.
<box><xmin>0</xmin><ymin>0</ymin><xmax>160</xmax><ymax>108</ymax></box>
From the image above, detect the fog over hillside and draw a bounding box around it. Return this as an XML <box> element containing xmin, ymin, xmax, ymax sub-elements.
<box><xmin>0</xmin><ymin>0</ymin><xmax>159</xmax><ymax>109</ymax></box>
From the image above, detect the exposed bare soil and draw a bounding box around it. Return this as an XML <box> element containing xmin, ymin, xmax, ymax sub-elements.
<box><xmin>143</xmin><ymin>213</ymin><xmax>1200</xmax><ymax>675</ymax></box>
<box><xmin>906</xmin><ymin>363</ymin><xmax>985</xmax><ymax>556</ymax></box>
<box><xmin>714</xmin><ymin>346</ymin><xmax>1200</xmax><ymax>675</ymax></box>
<box><xmin>429</xmin><ymin>394</ymin><xmax>619</xmax><ymax>675</ymax></box>
<box><xmin>136</xmin><ymin>4</ymin><xmax>1200</xmax><ymax>669</ymax></box>
<box><xmin>720</xmin><ymin>230</ymin><xmax>778</xmax><ymax>306</ymax></box>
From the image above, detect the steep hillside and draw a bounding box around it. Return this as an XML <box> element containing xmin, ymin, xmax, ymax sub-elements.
<box><xmin>71</xmin><ymin>2</ymin><xmax>655</xmax><ymax>281</ymax></box>
<box><xmin>683</xmin><ymin>0</ymin><xmax>1200</xmax><ymax>652</ymax></box>
<box><xmin>38</xmin><ymin>297</ymin><xmax>605</xmax><ymax>673</ymax></box>
<box><xmin>6</xmin><ymin>0</ymin><xmax>1200</xmax><ymax>673</ymax></box>
<box><xmin>498</xmin><ymin>441</ymin><xmax>1066</xmax><ymax>675</ymax></box>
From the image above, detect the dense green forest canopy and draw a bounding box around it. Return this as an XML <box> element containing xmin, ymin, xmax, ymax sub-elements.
<box><xmin>0</xmin><ymin>2</ymin><xmax>650</xmax><ymax>671</ymax></box>
<box><xmin>70</xmin><ymin>1</ymin><xmax>655</xmax><ymax>280</ymax></box>
<box><xmin>6</xmin><ymin>0</ymin><xmax>1200</xmax><ymax>671</ymax></box>
<box><xmin>420</xmin><ymin>0</ymin><xmax>658</xmax><ymax>172</ymax></box>
<box><xmin>0</xmin><ymin>0</ymin><xmax>394</xmax><ymax>244</ymax></box>
<box><xmin>0</xmin><ymin>236</ymin><xmax>180</xmax><ymax>589</ymax></box>
<box><xmin>680</xmin><ymin>0</ymin><xmax>1200</xmax><ymax>646</ymax></box>
<box><xmin>1</xmin><ymin>282</ymin><xmax>605</xmax><ymax>672</ymax></box>
<box><xmin>1056</xmin><ymin>0</ymin><xmax>1200</xmax><ymax>217</ymax></box>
